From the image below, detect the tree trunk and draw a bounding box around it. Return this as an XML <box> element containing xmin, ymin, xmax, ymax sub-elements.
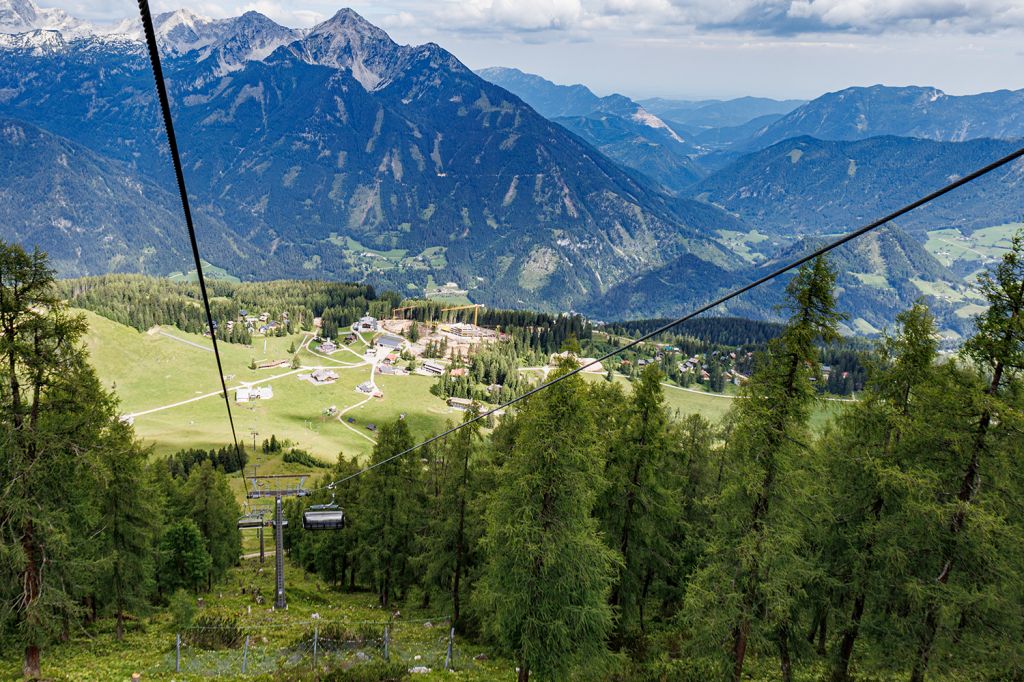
<box><xmin>116</xmin><ymin>611</ymin><xmax>125</xmax><ymax>642</ymax></box>
<box><xmin>732</xmin><ymin>620</ymin><xmax>750</xmax><ymax>682</ymax></box>
<box><xmin>517</xmin><ymin>660</ymin><xmax>530</xmax><ymax>682</ymax></box>
<box><xmin>23</xmin><ymin>644</ymin><xmax>40</xmax><ymax>680</ymax></box>
<box><xmin>832</xmin><ymin>592</ymin><xmax>866</xmax><ymax>682</ymax></box>
<box><xmin>816</xmin><ymin>611</ymin><xmax>828</xmax><ymax>657</ymax></box>
<box><xmin>778</xmin><ymin>626</ymin><xmax>793</xmax><ymax>682</ymax></box>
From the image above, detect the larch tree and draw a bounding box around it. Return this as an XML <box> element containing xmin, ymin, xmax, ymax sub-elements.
<box><xmin>94</xmin><ymin>421</ymin><xmax>160</xmax><ymax>641</ymax></box>
<box><xmin>819</xmin><ymin>303</ymin><xmax>941</xmax><ymax>681</ymax></box>
<box><xmin>682</xmin><ymin>257</ymin><xmax>841</xmax><ymax>682</ymax></box>
<box><xmin>597</xmin><ymin>363</ymin><xmax>681</xmax><ymax>645</ymax></box>
<box><xmin>0</xmin><ymin>242</ymin><xmax>108</xmax><ymax>679</ymax></box>
<box><xmin>911</xmin><ymin>231</ymin><xmax>1024</xmax><ymax>682</ymax></box>
<box><xmin>476</xmin><ymin>363</ymin><xmax>619</xmax><ymax>682</ymax></box>
<box><xmin>184</xmin><ymin>460</ymin><xmax>241</xmax><ymax>589</ymax></box>
<box><xmin>421</xmin><ymin>411</ymin><xmax>483</xmax><ymax>631</ymax></box>
<box><xmin>355</xmin><ymin>418</ymin><xmax>424</xmax><ymax>607</ymax></box>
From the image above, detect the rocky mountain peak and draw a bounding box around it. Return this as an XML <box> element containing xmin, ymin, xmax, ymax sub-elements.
<box><xmin>301</xmin><ymin>8</ymin><xmax>401</xmax><ymax>91</ymax></box>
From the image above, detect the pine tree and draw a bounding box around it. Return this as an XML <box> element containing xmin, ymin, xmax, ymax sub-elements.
<box><xmin>476</xmin><ymin>363</ymin><xmax>619</xmax><ymax>681</ymax></box>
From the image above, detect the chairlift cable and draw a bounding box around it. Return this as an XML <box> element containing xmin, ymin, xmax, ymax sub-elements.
<box><xmin>310</xmin><ymin>142</ymin><xmax>1024</xmax><ymax>492</ymax></box>
<box><xmin>136</xmin><ymin>0</ymin><xmax>245</xmax><ymax>496</ymax></box>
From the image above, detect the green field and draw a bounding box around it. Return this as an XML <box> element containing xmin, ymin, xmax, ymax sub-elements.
<box><xmin>80</xmin><ymin>310</ymin><xmax>455</xmax><ymax>462</ymax></box>
<box><xmin>166</xmin><ymin>260</ymin><xmax>241</xmax><ymax>283</ymax></box>
<box><xmin>716</xmin><ymin>228</ymin><xmax>774</xmax><ymax>263</ymax></box>
<box><xmin>925</xmin><ymin>223</ymin><xmax>1022</xmax><ymax>272</ymax></box>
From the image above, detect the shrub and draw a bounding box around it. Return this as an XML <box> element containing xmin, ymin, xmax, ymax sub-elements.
<box><xmin>283</xmin><ymin>448</ymin><xmax>329</xmax><ymax>468</ymax></box>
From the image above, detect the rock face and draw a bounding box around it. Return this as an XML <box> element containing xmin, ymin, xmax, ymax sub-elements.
<box><xmin>0</xmin><ymin>5</ymin><xmax>741</xmax><ymax>313</ymax></box>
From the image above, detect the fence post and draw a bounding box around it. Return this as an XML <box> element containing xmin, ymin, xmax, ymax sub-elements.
<box><xmin>384</xmin><ymin>623</ymin><xmax>390</xmax><ymax>662</ymax></box>
<box><xmin>313</xmin><ymin>624</ymin><xmax>319</xmax><ymax>669</ymax></box>
<box><xmin>242</xmin><ymin>634</ymin><xmax>250</xmax><ymax>674</ymax></box>
<box><xmin>444</xmin><ymin>626</ymin><xmax>455</xmax><ymax>671</ymax></box>
<box><xmin>175</xmin><ymin>633</ymin><xmax>181</xmax><ymax>673</ymax></box>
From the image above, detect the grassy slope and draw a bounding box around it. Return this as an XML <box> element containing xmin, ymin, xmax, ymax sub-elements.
<box><xmin>79</xmin><ymin>310</ymin><xmax>454</xmax><ymax>462</ymax></box>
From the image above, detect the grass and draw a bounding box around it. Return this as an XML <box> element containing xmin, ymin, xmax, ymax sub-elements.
<box><xmin>850</xmin><ymin>272</ymin><xmax>890</xmax><ymax>288</ymax></box>
<box><xmin>0</xmin><ymin>556</ymin><xmax>508</xmax><ymax>681</ymax></box>
<box><xmin>924</xmin><ymin>223</ymin><xmax>1022</xmax><ymax>272</ymax></box>
<box><xmin>167</xmin><ymin>260</ymin><xmax>241</xmax><ymax>284</ymax></box>
<box><xmin>716</xmin><ymin>228</ymin><xmax>772</xmax><ymax>263</ymax></box>
<box><xmin>911</xmin><ymin>278</ymin><xmax>974</xmax><ymax>304</ymax></box>
<box><xmin>79</xmin><ymin>310</ymin><xmax>452</xmax><ymax>462</ymax></box>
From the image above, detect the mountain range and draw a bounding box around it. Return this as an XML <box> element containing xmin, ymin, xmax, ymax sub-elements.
<box><xmin>1</xmin><ymin>0</ymin><xmax>1022</xmax><ymax>337</ymax></box>
<box><xmin>0</xmin><ymin>2</ymin><xmax>740</xmax><ymax>313</ymax></box>
<box><xmin>477</xmin><ymin>67</ymin><xmax>703</xmax><ymax>193</ymax></box>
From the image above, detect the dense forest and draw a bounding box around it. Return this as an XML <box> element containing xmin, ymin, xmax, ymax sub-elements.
<box><xmin>4</xmin><ymin>234</ymin><xmax>1024</xmax><ymax>680</ymax></box>
<box><xmin>60</xmin><ymin>275</ymin><xmax>399</xmax><ymax>344</ymax></box>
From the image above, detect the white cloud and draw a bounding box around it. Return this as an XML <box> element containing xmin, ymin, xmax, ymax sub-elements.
<box><xmin>438</xmin><ymin>0</ymin><xmax>585</xmax><ymax>32</ymax></box>
<box><xmin>239</xmin><ymin>1</ymin><xmax>325</xmax><ymax>26</ymax></box>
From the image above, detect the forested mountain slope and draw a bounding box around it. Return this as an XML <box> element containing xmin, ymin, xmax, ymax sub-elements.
<box><xmin>0</xmin><ymin>117</ymin><xmax>248</xmax><ymax>275</ymax></box>
<box><xmin>696</xmin><ymin>135</ymin><xmax>1024</xmax><ymax>236</ymax></box>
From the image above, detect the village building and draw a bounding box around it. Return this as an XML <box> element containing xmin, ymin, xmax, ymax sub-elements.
<box><xmin>256</xmin><ymin>359</ymin><xmax>289</xmax><ymax>370</ymax></box>
<box><xmin>319</xmin><ymin>339</ymin><xmax>337</xmax><ymax>354</ymax></box>
<box><xmin>450</xmin><ymin>367</ymin><xmax>467</xmax><ymax>377</ymax></box>
<box><xmin>447</xmin><ymin>397</ymin><xmax>474</xmax><ymax>410</ymax></box>
<box><xmin>422</xmin><ymin>361</ymin><xmax>444</xmax><ymax>376</ymax></box>
<box><xmin>310</xmin><ymin>368</ymin><xmax>339</xmax><ymax>384</ymax></box>
<box><xmin>377</xmin><ymin>365</ymin><xmax>397</xmax><ymax>375</ymax></box>
<box><xmin>236</xmin><ymin>386</ymin><xmax>273</xmax><ymax>403</ymax></box>
<box><xmin>356</xmin><ymin>381</ymin><xmax>376</xmax><ymax>394</ymax></box>
<box><xmin>357</xmin><ymin>316</ymin><xmax>378</xmax><ymax>332</ymax></box>
<box><xmin>376</xmin><ymin>334</ymin><xmax>403</xmax><ymax>351</ymax></box>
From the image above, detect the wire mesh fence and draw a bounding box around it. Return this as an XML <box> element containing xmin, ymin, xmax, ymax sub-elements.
<box><xmin>153</xmin><ymin>617</ymin><xmax>481</xmax><ymax>677</ymax></box>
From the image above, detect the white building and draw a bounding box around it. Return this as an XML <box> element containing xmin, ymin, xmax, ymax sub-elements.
<box><xmin>236</xmin><ymin>386</ymin><xmax>274</xmax><ymax>403</ymax></box>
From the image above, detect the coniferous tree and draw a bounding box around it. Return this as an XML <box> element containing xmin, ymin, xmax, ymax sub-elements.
<box><xmin>159</xmin><ymin>520</ymin><xmax>212</xmax><ymax>594</ymax></box>
<box><xmin>819</xmin><ymin>303</ymin><xmax>941</xmax><ymax>681</ymax></box>
<box><xmin>911</xmin><ymin>232</ymin><xmax>1024</xmax><ymax>682</ymax></box>
<box><xmin>476</xmin><ymin>363</ymin><xmax>619</xmax><ymax>681</ymax></box>
<box><xmin>355</xmin><ymin>419</ymin><xmax>423</xmax><ymax>606</ymax></box>
<box><xmin>683</xmin><ymin>258</ymin><xmax>841</xmax><ymax>681</ymax></box>
<box><xmin>184</xmin><ymin>461</ymin><xmax>241</xmax><ymax>589</ymax></box>
<box><xmin>0</xmin><ymin>242</ymin><xmax>108</xmax><ymax>678</ymax></box>
<box><xmin>421</xmin><ymin>412</ymin><xmax>483</xmax><ymax>631</ymax></box>
<box><xmin>94</xmin><ymin>422</ymin><xmax>160</xmax><ymax>641</ymax></box>
<box><xmin>597</xmin><ymin>364</ymin><xmax>681</xmax><ymax>645</ymax></box>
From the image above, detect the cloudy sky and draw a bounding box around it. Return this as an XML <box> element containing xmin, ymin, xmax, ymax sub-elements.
<box><xmin>55</xmin><ymin>0</ymin><xmax>1024</xmax><ymax>100</ymax></box>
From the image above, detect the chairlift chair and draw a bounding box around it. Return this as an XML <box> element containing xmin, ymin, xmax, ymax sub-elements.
<box><xmin>302</xmin><ymin>490</ymin><xmax>345</xmax><ymax>531</ymax></box>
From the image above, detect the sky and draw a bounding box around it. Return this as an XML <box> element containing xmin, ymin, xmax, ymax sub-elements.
<box><xmin>52</xmin><ymin>0</ymin><xmax>1024</xmax><ymax>100</ymax></box>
